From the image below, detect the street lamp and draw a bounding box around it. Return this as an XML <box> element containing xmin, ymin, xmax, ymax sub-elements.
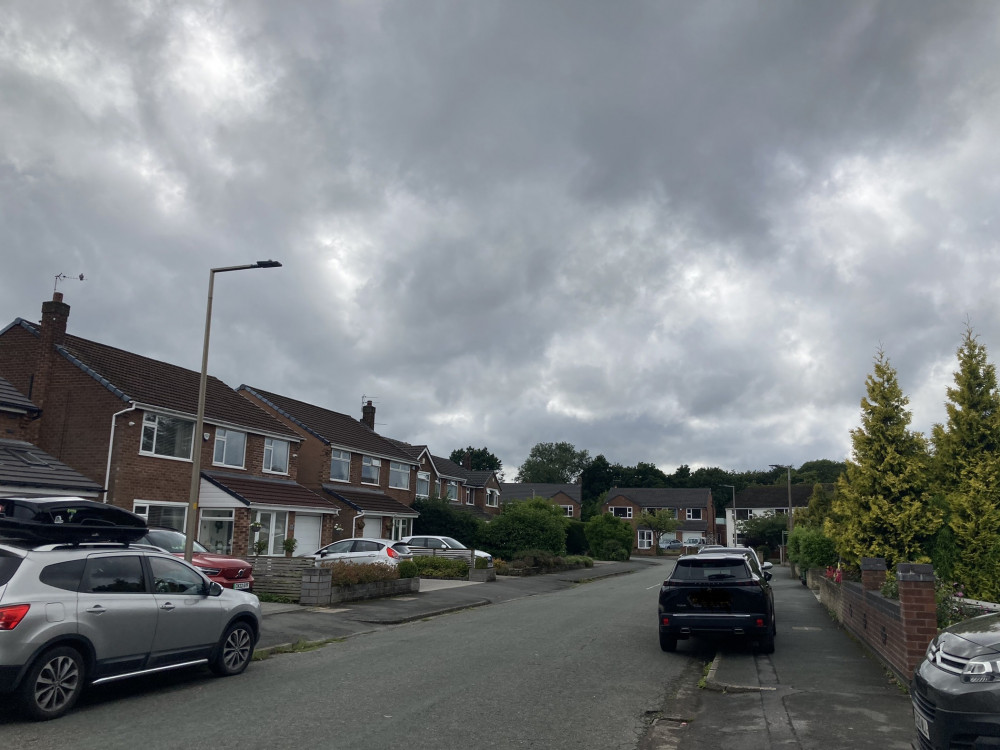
<box><xmin>721</xmin><ymin>484</ymin><xmax>736</xmax><ymax>545</ymax></box>
<box><xmin>184</xmin><ymin>260</ymin><xmax>282</xmax><ymax>562</ymax></box>
<box><xmin>769</xmin><ymin>464</ymin><xmax>794</xmax><ymax>535</ymax></box>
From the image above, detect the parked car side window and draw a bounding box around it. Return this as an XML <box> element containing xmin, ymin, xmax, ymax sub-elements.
<box><xmin>425</xmin><ymin>538</ymin><xmax>446</xmax><ymax>549</ymax></box>
<box><xmin>39</xmin><ymin>559</ymin><xmax>86</xmax><ymax>591</ymax></box>
<box><xmin>355</xmin><ymin>541</ymin><xmax>380</xmax><ymax>552</ymax></box>
<box><xmin>319</xmin><ymin>540</ymin><xmax>354</xmax><ymax>555</ymax></box>
<box><xmin>150</xmin><ymin>556</ymin><xmax>206</xmax><ymax>595</ymax></box>
<box><xmin>0</xmin><ymin>551</ymin><xmax>23</xmax><ymax>586</ymax></box>
<box><xmin>407</xmin><ymin>537</ymin><xmax>428</xmax><ymax>547</ymax></box>
<box><xmin>82</xmin><ymin>556</ymin><xmax>146</xmax><ymax>593</ymax></box>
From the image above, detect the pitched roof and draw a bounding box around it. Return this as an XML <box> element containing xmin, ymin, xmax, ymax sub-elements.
<box><xmin>240</xmin><ymin>386</ymin><xmax>416</xmax><ymax>464</ymax></box>
<box><xmin>0</xmin><ymin>375</ymin><xmax>39</xmax><ymax>415</ymax></box>
<box><xmin>604</xmin><ymin>487</ymin><xmax>711</xmax><ymax>509</ymax></box>
<box><xmin>13</xmin><ymin>319</ymin><xmax>297</xmax><ymax>440</ymax></box>
<box><xmin>0</xmin><ymin>438</ymin><xmax>103</xmax><ymax>495</ymax></box>
<box><xmin>501</xmin><ymin>483</ymin><xmax>582</xmax><ymax>503</ymax></box>
<box><xmin>203</xmin><ymin>471</ymin><xmax>340</xmax><ymax>512</ymax></box>
<box><xmin>322</xmin><ymin>484</ymin><xmax>418</xmax><ymax>517</ymax></box>
<box><xmin>735</xmin><ymin>484</ymin><xmax>817</xmax><ymax>510</ymax></box>
<box><xmin>463</xmin><ymin>470</ymin><xmax>496</xmax><ymax>488</ymax></box>
<box><xmin>430</xmin><ymin>454</ymin><xmax>469</xmax><ymax>481</ymax></box>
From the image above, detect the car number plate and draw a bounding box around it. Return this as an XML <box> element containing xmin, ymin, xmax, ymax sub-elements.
<box><xmin>233</xmin><ymin>582</ymin><xmax>250</xmax><ymax>590</ymax></box>
<box><xmin>913</xmin><ymin>710</ymin><xmax>929</xmax><ymax>738</ymax></box>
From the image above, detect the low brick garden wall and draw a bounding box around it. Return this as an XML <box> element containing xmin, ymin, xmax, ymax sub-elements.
<box><xmin>300</xmin><ymin>568</ymin><xmax>420</xmax><ymax>606</ymax></box>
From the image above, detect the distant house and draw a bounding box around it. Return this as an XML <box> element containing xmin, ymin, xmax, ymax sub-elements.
<box><xmin>501</xmin><ymin>483</ymin><xmax>582</xmax><ymax>519</ymax></box>
<box><xmin>0</xmin><ymin>293</ymin><xmax>340</xmax><ymax>558</ymax></box>
<box><xmin>728</xmin><ymin>484</ymin><xmax>816</xmax><ymax>547</ymax></box>
<box><xmin>600</xmin><ymin>488</ymin><xmax>716</xmax><ymax>553</ymax></box>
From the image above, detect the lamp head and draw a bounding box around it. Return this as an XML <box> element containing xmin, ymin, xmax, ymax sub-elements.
<box><xmin>255</xmin><ymin>260</ymin><xmax>282</xmax><ymax>269</ymax></box>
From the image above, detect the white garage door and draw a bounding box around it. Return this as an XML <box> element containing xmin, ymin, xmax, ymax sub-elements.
<box><xmin>293</xmin><ymin>514</ymin><xmax>323</xmax><ymax>555</ymax></box>
<box><xmin>363</xmin><ymin>515</ymin><xmax>383</xmax><ymax>538</ymax></box>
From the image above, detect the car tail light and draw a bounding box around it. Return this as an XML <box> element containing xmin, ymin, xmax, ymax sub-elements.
<box><xmin>755</xmin><ymin>618</ymin><xmax>765</xmax><ymax>628</ymax></box>
<box><xmin>0</xmin><ymin>604</ymin><xmax>29</xmax><ymax>630</ymax></box>
<box><xmin>386</xmin><ymin>547</ymin><xmax>399</xmax><ymax>559</ymax></box>
<box><xmin>661</xmin><ymin>616</ymin><xmax>670</xmax><ymax>626</ymax></box>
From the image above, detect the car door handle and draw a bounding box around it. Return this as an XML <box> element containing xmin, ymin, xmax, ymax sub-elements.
<box><xmin>85</xmin><ymin>605</ymin><xmax>106</xmax><ymax>615</ymax></box>
<box><xmin>159</xmin><ymin>602</ymin><xmax>175</xmax><ymax>611</ymax></box>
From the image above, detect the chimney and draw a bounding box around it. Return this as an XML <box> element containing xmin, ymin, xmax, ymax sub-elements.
<box><xmin>361</xmin><ymin>400</ymin><xmax>376</xmax><ymax>430</ymax></box>
<box><xmin>33</xmin><ymin>292</ymin><xmax>70</xmax><ymax>408</ymax></box>
<box><xmin>463</xmin><ymin>451</ymin><xmax>472</xmax><ymax>470</ymax></box>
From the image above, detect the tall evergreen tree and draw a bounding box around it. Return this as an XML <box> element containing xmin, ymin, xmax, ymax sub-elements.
<box><xmin>827</xmin><ymin>349</ymin><xmax>940</xmax><ymax>568</ymax></box>
<box><xmin>931</xmin><ymin>327</ymin><xmax>1000</xmax><ymax>599</ymax></box>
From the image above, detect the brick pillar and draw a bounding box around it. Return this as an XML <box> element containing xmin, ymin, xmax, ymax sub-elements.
<box><xmin>861</xmin><ymin>557</ymin><xmax>887</xmax><ymax>591</ymax></box>
<box><xmin>898</xmin><ymin>563</ymin><xmax>937</xmax><ymax>680</ymax></box>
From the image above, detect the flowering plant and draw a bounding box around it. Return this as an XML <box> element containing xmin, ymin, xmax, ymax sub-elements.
<box><xmin>333</xmin><ymin>523</ymin><xmax>344</xmax><ymax>533</ymax></box>
<box><xmin>823</xmin><ymin>565</ymin><xmax>843</xmax><ymax>583</ymax></box>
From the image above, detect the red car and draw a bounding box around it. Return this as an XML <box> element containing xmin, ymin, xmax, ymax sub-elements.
<box><xmin>138</xmin><ymin>528</ymin><xmax>254</xmax><ymax>591</ymax></box>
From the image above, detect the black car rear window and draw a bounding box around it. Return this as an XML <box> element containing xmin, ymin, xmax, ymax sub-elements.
<box><xmin>0</xmin><ymin>551</ymin><xmax>23</xmax><ymax>586</ymax></box>
<box><xmin>672</xmin><ymin>558</ymin><xmax>752</xmax><ymax>581</ymax></box>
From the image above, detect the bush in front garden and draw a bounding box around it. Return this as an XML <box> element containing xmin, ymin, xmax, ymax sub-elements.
<box><xmin>564</xmin><ymin>519</ymin><xmax>589</xmax><ymax>555</ymax></box>
<box><xmin>413</xmin><ymin>555</ymin><xmax>470</xmax><ymax>579</ymax></box>
<box><xmin>584</xmin><ymin>513</ymin><xmax>633</xmax><ymax>561</ymax></box>
<box><xmin>482</xmin><ymin>498</ymin><xmax>567</xmax><ymax>559</ymax></box>
<box><xmin>396</xmin><ymin>560</ymin><xmax>419</xmax><ymax>579</ymax></box>
<box><xmin>320</xmin><ymin>561</ymin><xmax>399</xmax><ymax>585</ymax></box>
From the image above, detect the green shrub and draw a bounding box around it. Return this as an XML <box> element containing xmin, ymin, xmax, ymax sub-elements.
<box><xmin>585</xmin><ymin>513</ymin><xmax>633</xmax><ymax>561</ymax></box>
<box><xmin>397</xmin><ymin>560</ymin><xmax>419</xmax><ymax>579</ymax></box>
<box><xmin>564</xmin><ymin>519</ymin><xmax>589</xmax><ymax>555</ymax></box>
<box><xmin>320</xmin><ymin>561</ymin><xmax>399</xmax><ymax>585</ymax></box>
<box><xmin>482</xmin><ymin>498</ymin><xmax>567</xmax><ymax>559</ymax></box>
<box><xmin>412</xmin><ymin>497</ymin><xmax>486</xmax><ymax>545</ymax></box>
<box><xmin>788</xmin><ymin>527</ymin><xmax>837</xmax><ymax>570</ymax></box>
<box><xmin>565</xmin><ymin>555</ymin><xmax>594</xmax><ymax>568</ymax></box>
<box><xmin>474</xmin><ymin>556</ymin><xmax>488</xmax><ymax>569</ymax></box>
<box><xmin>413</xmin><ymin>555</ymin><xmax>470</xmax><ymax>579</ymax></box>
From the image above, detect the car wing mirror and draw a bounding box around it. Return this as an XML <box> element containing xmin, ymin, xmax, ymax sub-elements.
<box><xmin>764</xmin><ymin>572</ymin><xmax>772</xmax><ymax>582</ymax></box>
<box><xmin>762</xmin><ymin>561</ymin><xmax>773</xmax><ymax>571</ymax></box>
<box><xmin>207</xmin><ymin>581</ymin><xmax>224</xmax><ymax>597</ymax></box>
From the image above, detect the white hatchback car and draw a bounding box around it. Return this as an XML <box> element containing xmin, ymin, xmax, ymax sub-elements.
<box><xmin>303</xmin><ymin>538</ymin><xmax>413</xmax><ymax>567</ymax></box>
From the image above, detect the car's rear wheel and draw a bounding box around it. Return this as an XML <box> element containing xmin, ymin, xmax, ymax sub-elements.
<box><xmin>18</xmin><ymin>646</ymin><xmax>84</xmax><ymax>720</ymax></box>
<box><xmin>659</xmin><ymin>630</ymin><xmax>677</xmax><ymax>652</ymax></box>
<box><xmin>210</xmin><ymin>621</ymin><xmax>254</xmax><ymax>676</ymax></box>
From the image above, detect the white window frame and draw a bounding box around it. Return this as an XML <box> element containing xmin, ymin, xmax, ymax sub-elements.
<box><xmin>465</xmin><ymin>487</ymin><xmax>475</xmax><ymax>505</ymax></box>
<box><xmin>263</xmin><ymin>438</ymin><xmax>289</xmax><ymax>475</ymax></box>
<box><xmin>686</xmin><ymin>507</ymin><xmax>703</xmax><ymax>520</ymax></box>
<box><xmin>133</xmin><ymin>500</ymin><xmax>188</xmax><ymax>531</ymax></box>
<box><xmin>362</xmin><ymin>456</ymin><xmax>381</xmax><ymax>485</ymax></box>
<box><xmin>416</xmin><ymin>472</ymin><xmax>431</xmax><ymax>498</ymax></box>
<box><xmin>330</xmin><ymin>449</ymin><xmax>351</xmax><ymax>482</ymax></box>
<box><xmin>140</xmin><ymin>412</ymin><xmax>194</xmax><ymax>461</ymax></box>
<box><xmin>213</xmin><ymin>428</ymin><xmax>246</xmax><ymax>469</ymax></box>
<box><xmin>446</xmin><ymin>481</ymin><xmax>458</xmax><ymax>501</ymax></box>
<box><xmin>392</xmin><ymin>517</ymin><xmax>412</xmax><ymax>540</ymax></box>
<box><xmin>250</xmin><ymin>510</ymin><xmax>289</xmax><ymax>556</ymax></box>
<box><xmin>561</xmin><ymin>505</ymin><xmax>574</xmax><ymax>517</ymax></box>
<box><xmin>637</xmin><ymin>529</ymin><xmax>653</xmax><ymax>549</ymax></box>
<box><xmin>389</xmin><ymin>461</ymin><xmax>410</xmax><ymax>490</ymax></box>
<box><xmin>486</xmin><ymin>489</ymin><xmax>499</xmax><ymax>507</ymax></box>
<box><xmin>610</xmin><ymin>506</ymin><xmax>633</xmax><ymax>519</ymax></box>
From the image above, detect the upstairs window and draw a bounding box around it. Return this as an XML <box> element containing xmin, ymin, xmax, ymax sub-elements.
<box><xmin>465</xmin><ymin>487</ymin><xmax>475</xmax><ymax>505</ymax></box>
<box><xmin>389</xmin><ymin>462</ymin><xmax>409</xmax><ymax>490</ymax></box>
<box><xmin>213</xmin><ymin>428</ymin><xmax>246</xmax><ymax>468</ymax></box>
<box><xmin>416</xmin><ymin>472</ymin><xmax>430</xmax><ymax>498</ymax></box>
<box><xmin>446</xmin><ymin>481</ymin><xmax>458</xmax><ymax>501</ymax></box>
<box><xmin>561</xmin><ymin>505</ymin><xmax>575</xmax><ymax>517</ymax></box>
<box><xmin>330</xmin><ymin>449</ymin><xmax>351</xmax><ymax>482</ymax></box>
<box><xmin>686</xmin><ymin>508</ymin><xmax>703</xmax><ymax>521</ymax></box>
<box><xmin>263</xmin><ymin>438</ymin><xmax>289</xmax><ymax>474</ymax></box>
<box><xmin>486</xmin><ymin>489</ymin><xmax>499</xmax><ymax>507</ymax></box>
<box><xmin>362</xmin><ymin>456</ymin><xmax>381</xmax><ymax>485</ymax></box>
<box><xmin>141</xmin><ymin>413</ymin><xmax>193</xmax><ymax>460</ymax></box>
<box><xmin>610</xmin><ymin>506</ymin><xmax>632</xmax><ymax>519</ymax></box>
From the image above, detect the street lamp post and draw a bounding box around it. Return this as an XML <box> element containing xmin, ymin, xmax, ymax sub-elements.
<box><xmin>769</xmin><ymin>463</ymin><xmax>794</xmax><ymax>534</ymax></box>
<box><xmin>184</xmin><ymin>260</ymin><xmax>282</xmax><ymax>562</ymax></box>
<box><xmin>721</xmin><ymin>484</ymin><xmax>736</xmax><ymax>545</ymax></box>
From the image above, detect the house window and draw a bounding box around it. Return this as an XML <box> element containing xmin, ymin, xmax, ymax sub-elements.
<box><xmin>199</xmin><ymin>509</ymin><xmax>234</xmax><ymax>555</ymax></box>
<box><xmin>330</xmin><ymin>449</ymin><xmax>350</xmax><ymax>482</ymax></box>
<box><xmin>416</xmin><ymin>472</ymin><xmax>430</xmax><ymax>498</ymax></box>
<box><xmin>638</xmin><ymin>529</ymin><xmax>653</xmax><ymax>549</ymax></box>
<box><xmin>686</xmin><ymin>508</ymin><xmax>703</xmax><ymax>520</ymax></box>
<box><xmin>392</xmin><ymin>517</ymin><xmax>412</xmax><ymax>540</ymax></box>
<box><xmin>389</xmin><ymin>462</ymin><xmax>409</xmax><ymax>490</ymax></box>
<box><xmin>561</xmin><ymin>505</ymin><xmax>574</xmax><ymax>517</ymax></box>
<box><xmin>465</xmin><ymin>487</ymin><xmax>475</xmax><ymax>505</ymax></box>
<box><xmin>133</xmin><ymin>501</ymin><xmax>187</xmax><ymax>531</ymax></box>
<box><xmin>362</xmin><ymin>456</ymin><xmax>381</xmax><ymax>485</ymax></box>
<box><xmin>140</xmin><ymin>413</ymin><xmax>193</xmax><ymax>460</ymax></box>
<box><xmin>486</xmin><ymin>489</ymin><xmax>499</xmax><ymax>507</ymax></box>
<box><xmin>610</xmin><ymin>506</ymin><xmax>632</xmax><ymax>519</ymax></box>
<box><xmin>665</xmin><ymin>508</ymin><xmax>678</xmax><ymax>519</ymax></box>
<box><xmin>263</xmin><ymin>439</ymin><xmax>289</xmax><ymax>474</ymax></box>
<box><xmin>213</xmin><ymin>428</ymin><xmax>246</xmax><ymax>468</ymax></box>
<box><xmin>446</xmin><ymin>481</ymin><xmax>458</xmax><ymax>501</ymax></box>
<box><xmin>735</xmin><ymin>508</ymin><xmax>752</xmax><ymax>521</ymax></box>
<box><xmin>250</xmin><ymin>510</ymin><xmax>288</xmax><ymax>556</ymax></box>
<box><xmin>773</xmin><ymin>508</ymin><xmax>789</xmax><ymax>516</ymax></box>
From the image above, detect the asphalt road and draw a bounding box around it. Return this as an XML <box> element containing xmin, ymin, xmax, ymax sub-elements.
<box><xmin>0</xmin><ymin>559</ymin><xmax>704</xmax><ymax>750</ymax></box>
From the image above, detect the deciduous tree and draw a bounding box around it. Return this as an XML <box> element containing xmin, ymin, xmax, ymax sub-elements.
<box><xmin>515</xmin><ymin>442</ymin><xmax>590</xmax><ymax>483</ymax></box>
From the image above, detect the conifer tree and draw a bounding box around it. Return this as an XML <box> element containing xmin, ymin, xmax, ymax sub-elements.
<box><xmin>827</xmin><ymin>349</ymin><xmax>940</xmax><ymax>568</ymax></box>
<box><xmin>931</xmin><ymin>327</ymin><xmax>1000</xmax><ymax>599</ymax></box>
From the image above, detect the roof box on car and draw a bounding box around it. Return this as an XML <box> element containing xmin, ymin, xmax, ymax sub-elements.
<box><xmin>0</xmin><ymin>497</ymin><xmax>148</xmax><ymax>544</ymax></box>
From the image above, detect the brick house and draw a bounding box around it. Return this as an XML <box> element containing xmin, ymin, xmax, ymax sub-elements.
<box><xmin>387</xmin><ymin>440</ymin><xmax>502</xmax><ymax>520</ymax></box>
<box><xmin>0</xmin><ymin>293</ymin><xmax>341</xmax><ymax>558</ymax></box>
<box><xmin>237</xmin><ymin>388</ymin><xmax>422</xmax><ymax>541</ymax></box>
<box><xmin>728</xmin><ymin>484</ymin><xmax>816</xmax><ymax>546</ymax></box>
<box><xmin>601</xmin><ymin>487</ymin><xmax>716</xmax><ymax>554</ymax></box>
<box><xmin>500</xmin><ymin>483</ymin><xmax>582</xmax><ymax>519</ymax></box>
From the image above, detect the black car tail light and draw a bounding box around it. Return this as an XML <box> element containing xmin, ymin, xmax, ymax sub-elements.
<box><xmin>0</xmin><ymin>603</ymin><xmax>30</xmax><ymax>630</ymax></box>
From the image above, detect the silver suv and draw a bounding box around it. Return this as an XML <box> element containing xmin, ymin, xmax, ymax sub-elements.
<box><xmin>0</xmin><ymin>538</ymin><xmax>262</xmax><ymax>720</ymax></box>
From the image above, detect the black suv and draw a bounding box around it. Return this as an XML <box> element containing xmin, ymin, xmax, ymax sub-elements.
<box><xmin>658</xmin><ymin>552</ymin><xmax>775</xmax><ymax>653</ymax></box>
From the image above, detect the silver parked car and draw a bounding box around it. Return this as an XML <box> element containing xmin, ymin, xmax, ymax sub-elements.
<box><xmin>304</xmin><ymin>537</ymin><xmax>413</xmax><ymax>567</ymax></box>
<box><xmin>0</xmin><ymin>537</ymin><xmax>261</xmax><ymax>720</ymax></box>
<box><xmin>401</xmin><ymin>535</ymin><xmax>493</xmax><ymax>567</ymax></box>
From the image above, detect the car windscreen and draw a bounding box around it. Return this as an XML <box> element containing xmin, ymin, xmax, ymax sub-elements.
<box><xmin>143</xmin><ymin>529</ymin><xmax>210</xmax><ymax>554</ymax></box>
<box><xmin>0</xmin><ymin>550</ymin><xmax>22</xmax><ymax>586</ymax></box>
<box><xmin>671</xmin><ymin>557</ymin><xmax>751</xmax><ymax>581</ymax></box>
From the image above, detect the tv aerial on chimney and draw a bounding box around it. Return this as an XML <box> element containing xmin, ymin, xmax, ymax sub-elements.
<box><xmin>54</xmin><ymin>273</ymin><xmax>86</xmax><ymax>292</ymax></box>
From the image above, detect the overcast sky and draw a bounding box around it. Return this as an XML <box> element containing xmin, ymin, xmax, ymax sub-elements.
<box><xmin>2</xmin><ymin>1</ymin><xmax>998</xmax><ymax>478</ymax></box>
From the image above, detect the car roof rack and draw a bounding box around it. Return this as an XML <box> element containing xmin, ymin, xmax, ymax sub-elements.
<box><xmin>0</xmin><ymin>497</ymin><xmax>148</xmax><ymax>545</ymax></box>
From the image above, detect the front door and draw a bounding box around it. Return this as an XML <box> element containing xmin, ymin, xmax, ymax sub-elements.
<box><xmin>147</xmin><ymin>556</ymin><xmax>224</xmax><ymax>667</ymax></box>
